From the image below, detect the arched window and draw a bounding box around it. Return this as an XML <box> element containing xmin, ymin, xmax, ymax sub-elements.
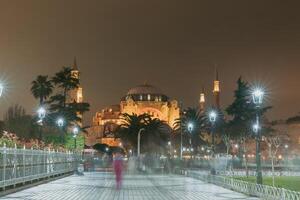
<box><xmin>158</xmin><ymin>96</ymin><xmax>162</xmax><ymax>101</ymax></box>
<box><xmin>140</xmin><ymin>95</ymin><xmax>143</xmax><ymax>101</ymax></box>
<box><xmin>147</xmin><ymin>94</ymin><xmax>151</xmax><ymax>101</ymax></box>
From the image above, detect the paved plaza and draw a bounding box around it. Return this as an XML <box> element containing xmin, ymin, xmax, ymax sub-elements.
<box><xmin>0</xmin><ymin>172</ymin><xmax>259</xmax><ymax>200</ymax></box>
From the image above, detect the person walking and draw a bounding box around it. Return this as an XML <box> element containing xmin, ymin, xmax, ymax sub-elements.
<box><xmin>113</xmin><ymin>151</ymin><xmax>124</xmax><ymax>190</ymax></box>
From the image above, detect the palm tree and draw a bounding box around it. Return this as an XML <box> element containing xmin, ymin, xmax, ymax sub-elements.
<box><xmin>116</xmin><ymin>113</ymin><xmax>170</xmax><ymax>154</ymax></box>
<box><xmin>52</xmin><ymin>67</ymin><xmax>79</xmax><ymax>107</ymax></box>
<box><xmin>174</xmin><ymin>107</ymin><xmax>206</xmax><ymax>154</ymax></box>
<box><xmin>48</xmin><ymin>67</ymin><xmax>89</xmax><ymax>126</ymax></box>
<box><xmin>31</xmin><ymin>75</ymin><xmax>53</xmax><ymax>106</ymax></box>
<box><xmin>142</xmin><ymin>117</ymin><xmax>170</xmax><ymax>153</ymax></box>
<box><xmin>116</xmin><ymin>113</ymin><xmax>147</xmax><ymax>150</ymax></box>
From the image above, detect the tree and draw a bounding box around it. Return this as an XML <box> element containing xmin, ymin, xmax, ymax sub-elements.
<box><xmin>142</xmin><ymin>117</ymin><xmax>170</xmax><ymax>153</ymax></box>
<box><xmin>226</xmin><ymin>77</ymin><xmax>271</xmax><ymax>166</ymax></box>
<box><xmin>51</xmin><ymin>67</ymin><xmax>79</xmax><ymax>108</ymax></box>
<box><xmin>117</xmin><ymin>113</ymin><xmax>170</xmax><ymax>154</ymax></box>
<box><xmin>263</xmin><ymin>135</ymin><xmax>282</xmax><ymax>186</ymax></box>
<box><xmin>31</xmin><ymin>75</ymin><xmax>53</xmax><ymax>105</ymax></box>
<box><xmin>3</xmin><ymin>104</ymin><xmax>39</xmax><ymax>139</ymax></box>
<box><xmin>48</xmin><ymin>67</ymin><xmax>90</xmax><ymax>126</ymax></box>
<box><xmin>174</xmin><ymin>107</ymin><xmax>206</xmax><ymax>155</ymax></box>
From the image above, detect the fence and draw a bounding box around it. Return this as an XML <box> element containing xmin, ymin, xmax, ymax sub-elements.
<box><xmin>219</xmin><ymin>170</ymin><xmax>300</xmax><ymax>177</ymax></box>
<box><xmin>0</xmin><ymin>144</ymin><xmax>80</xmax><ymax>190</ymax></box>
<box><xmin>187</xmin><ymin>170</ymin><xmax>300</xmax><ymax>200</ymax></box>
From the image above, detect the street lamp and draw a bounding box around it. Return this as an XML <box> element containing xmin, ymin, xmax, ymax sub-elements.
<box><xmin>209</xmin><ymin>110</ymin><xmax>217</xmax><ymax>175</ymax></box>
<box><xmin>167</xmin><ymin>141</ymin><xmax>172</xmax><ymax>156</ymax></box>
<box><xmin>37</xmin><ymin>107</ymin><xmax>46</xmax><ymax>121</ymax></box>
<box><xmin>37</xmin><ymin>107</ymin><xmax>46</xmax><ymax>140</ymax></box>
<box><xmin>252</xmin><ymin>89</ymin><xmax>264</xmax><ymax>105</ymax></box>
<box><xmin>187</xmin><ymin>122</ymin><xmax>194</xmax><ymax>159</ymax></box>
<box><xmin>252</xmin><ymin>88</ymin><xmax>264</xmax><ymax>184</ymax></box>
<box><xmin>73</xmin><ymin>126</ymin><xmax>79</xmax><ymax>149</ymax></box>
<box><xmin>284</xmin><ymin>144</ymin><xmax>289</xmax><ymax>165</ymax></box>
<box><xmin>56</xmin><ymin>118</ymin><xmax>64</xmax><ymax>127</ymax></box>
<box><xmin>56</xmin><ymin>118</ymin><xmax>65</xmax><ymax>143</ymax></box>
<box><xmin>209</xmin><ymin>111</ymin><xmax>217</xmax><ymax>122</ymax></box>
<box><xmin>137</xmin><ymin>128</ymin><xmax>145</xmax><ymax>157</ymax></box>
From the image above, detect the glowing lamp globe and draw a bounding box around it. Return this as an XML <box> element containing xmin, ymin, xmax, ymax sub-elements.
<box><xmin>37</xmin><ymin>107</ymin><xmax>46</xmax><ymax>119</ymax></box>
<box><xmin>252</xmin><ymin>88</ymin><xmax>264</xmax><ymax>105</ymax></box>
<box><xmin>209</xmin><ymin>111</ymin><xmax>217</xmax><ymax>122</ymax></box>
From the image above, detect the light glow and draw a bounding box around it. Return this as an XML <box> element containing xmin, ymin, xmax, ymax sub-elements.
<box><xmin>209</xmin><ymin>111</ymin><xmax>217</xmax><ymax>122</ymax></box>
<box><xmin>187</xmin><ymin>122</ymin><xmax>194</xmax><ymax>133</ymax></box>
<box><xmin>73</xmin><ymin>127</ymin><xmax>79</xmax><ymax>135</ymax></box>
<box><xmin>252</xmin><ymin>88</ymin><xmax>264</xmax><ymax>105</ymax></box>
<box><xmin>56</xmin><ymin>118</ymin><xmax>64</xmax><ymax>127</ymax></box>
<box><xmin>37</xmin><ymin>107</ymin><xmax>46</xmax><ymax>119</ymax></box>
<box><xmin>253</xmin><ymin>123</ymin><xmax>260</xmax><ymax>133</ymax></box>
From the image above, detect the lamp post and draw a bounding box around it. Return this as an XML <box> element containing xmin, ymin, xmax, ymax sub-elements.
<box><xmin>252</xmin><ymin>88</ymin><xmax>264</xmax><ymax>184</ymax></box>
<box><xmin>187</xmin><ymin>122</ymin><xmax>193</xmax><ymax>159</ymax></box>
<box><xmin>168</xmin><ymin>141</ymin><xmax>172</xmax><ymax>156</ymax></box>
<box><xmin>137</xmin><ymin>128</ymin><xmax>145</xmax><ymax>157</ymax></box>
<box><xmin>284</xmin><ymin>144</ymin><xmax>289</xmax><ymax>168</ymax></box>
<box><xmin>56</xmin><ymin>118</ymin><xmax>64</xmax><ymax>143</ymax></box>
<box><xmin>57</xmin><ymin>118</ymin><xmax>64</xmax><ymax>127</ymax></box>
<box><xmin>209</xmin><ymin>110</ymin><xmax>217</xmax><ymax>175</ymax></box>
<box><xmin>0</xmin><ymin>83</ymin><xmax>4</xmax><ymax>97</ymax></box>
<box><xmin>37</xmin><ymin>107</ymin><xmax>46</xmax><ymax>140</ymax></box>
<box><xmin>73</xmin><ymin>126</ymin><xmax>79</xmax><ymax>149</ymax></box>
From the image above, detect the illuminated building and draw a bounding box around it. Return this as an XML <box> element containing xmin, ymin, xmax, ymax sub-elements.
<box><xmin>86</xmin><ymin>70</ymin><xmax>222</xmax><ymax>147</ymax></box>
<box><xmin>86</xmin><ymin>84</ymin><xmax>180</xmax><ymax>146</ymax></box>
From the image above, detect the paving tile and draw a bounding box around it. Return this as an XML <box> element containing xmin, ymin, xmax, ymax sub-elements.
<box><xmin>0</xmin><ymin>172</ymin><xmax>259</xmax><ymax>200</ymax></box>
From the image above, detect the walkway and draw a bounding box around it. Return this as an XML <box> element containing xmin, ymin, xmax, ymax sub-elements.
<box><xmin>0</xmin><ymin>172</ymin><xmax>259</xmax><ymax>200</ymax></box>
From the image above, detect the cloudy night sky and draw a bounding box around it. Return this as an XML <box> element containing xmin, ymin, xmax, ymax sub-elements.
<box><xmin>0</xmin><ymin>0</ymin><xmax>300</xmax><ymax>124</ymax></box>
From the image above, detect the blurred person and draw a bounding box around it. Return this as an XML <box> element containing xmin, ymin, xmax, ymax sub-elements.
<box><xmin>113</xmin><ymin>151</ymin><xmax>124</xmax><ymax>189</ymax></box>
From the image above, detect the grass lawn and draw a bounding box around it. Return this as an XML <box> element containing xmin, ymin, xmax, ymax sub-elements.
<box><xmin>233</xmin><ymin>176</ymin><xmax>300</xmax><ymax>192</ymax></box>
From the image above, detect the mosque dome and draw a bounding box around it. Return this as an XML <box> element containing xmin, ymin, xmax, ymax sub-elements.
<box><xmin>122</xmin><ymin>84</ymin><xmax>169</xmax><ymax>102</ymax></box>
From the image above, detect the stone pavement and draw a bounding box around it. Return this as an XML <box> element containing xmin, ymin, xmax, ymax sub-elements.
<box><xmin>0</xmin><ymin>172</ymin><xmax>259</xmax><ymax>200</ymax></box>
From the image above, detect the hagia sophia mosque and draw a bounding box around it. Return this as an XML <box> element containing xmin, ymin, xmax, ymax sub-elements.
<box><xmin>84</xmin><ymin>71</ymin><xmax>221</xmax><ymax>147</ymax></box>
<box><xmin>70</xmin><ymin>60</ymin><xmax>300</xmax><ymax>157</ymax></box>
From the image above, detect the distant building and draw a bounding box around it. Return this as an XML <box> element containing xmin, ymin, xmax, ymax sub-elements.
<box><xmin>86</xmin><ymin>84</ymin><xmax>180</xmax><ymax>146</ymax></box>
<box><xmin>86</xmin><ymin>69</ymin><xmax>221</xmax><ymax>147</ymax></box>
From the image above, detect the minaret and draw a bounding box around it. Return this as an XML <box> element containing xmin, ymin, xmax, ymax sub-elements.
<box><xmin>71</xmin><ymin>57</ymin><xmax>79</xmax><ymax>80</ymax></box>
<box><xmin>70</xmin><ymin>57</ymin><xmax>83</xmax><ymax>103</ymax></box>
<box><xmin>199</xmin><ymin>87</ymin><xmax>205</xmax><ymax>113</ymax></box>
<box><xmin>213</xmin><ymin>69</ymin><xmax>220</xmax><ymax>108</ymax></box>
<box><xmin>69</xmin><ymin>57</ymin><xmax>84</xmax><ymax>127</ymax></box>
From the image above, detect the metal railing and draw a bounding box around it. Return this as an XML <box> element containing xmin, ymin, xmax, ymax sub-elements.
<box><xmin>187</xmin><ymin>170</ymin><xmax>300</xmax><ymax>200</ymax></box>
<box><xmin>0</xmin><ymin>144</ymin><xmax>79</xmax><ymax>190</ymax></box>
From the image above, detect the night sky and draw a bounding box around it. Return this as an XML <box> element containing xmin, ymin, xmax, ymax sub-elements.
<box><xmin>0</xmin><ymin>0</ymin><xmax>300</xmax><ymax>124</ymax></box>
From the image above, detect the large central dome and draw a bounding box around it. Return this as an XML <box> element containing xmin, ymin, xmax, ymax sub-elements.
<box><xmin>127</xmin><ymin>84</ymin><xmax>163</xmax><ymax>95</ymax></box>
<box><xmin>122</xmin><ymin>84</ymin><xmax>169</xmax><ymax>102</ymax></box>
